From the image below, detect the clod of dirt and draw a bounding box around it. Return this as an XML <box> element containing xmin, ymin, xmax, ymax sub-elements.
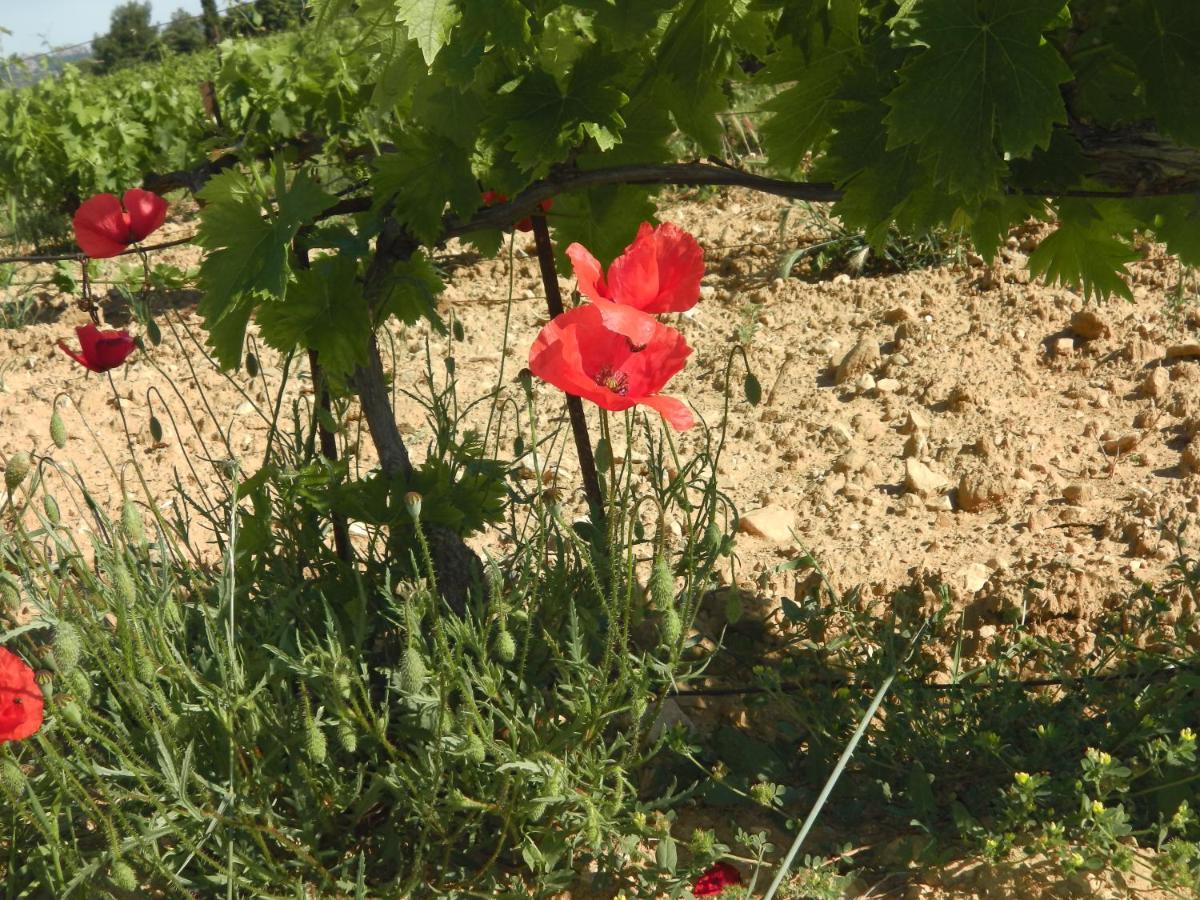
<box><xmin>1101</xmin><ymin>431</ymin><xmax>1140</xmax><ymax>454</ymax></box>
<box><xmin>737</xmin><ymin>506</ymin><xmax>795</xmax><ymax>543</ymax></box>
<box><xmin>1063</xmin><ymin>483</ymin><xmax>1094</xmax><ymax>506</ymax></box>
<box><xmin>1140</xmin><ymin>366</ymin><xmax>1170</xmax><ymax>399</ymax></box>
<box><xmin>905</xmin><ymin>458</ymin><xmax>948</xmax><ymax>497</ymax></box>
<box><xmin>1166</xmin><ymin>343</ymin><xmax>1200</xmax><ymax>361</ymax></box>
<box><xmin>1182</xmin><ymin>441</ymin><xmax>1200</xmax><ymax>475</ymax></box>
<box><xmin>835</xmin><ymin>335</ymin><xmax>881</xmax><ymax>385</ymax></box>
<box><xmin>1051</xmin><ymin>336</ymin><xmax>1075</xmax><ymax>357</ymax></box>
<box><xmin>956</xmin><ymin>471</ymin><xmax>1011</xmax><ymax>512</ymax></box>
<box><xmin>1069</xmin><ymin>309</ymin><xmax>1111</xmax><ymax>340</ymax></box>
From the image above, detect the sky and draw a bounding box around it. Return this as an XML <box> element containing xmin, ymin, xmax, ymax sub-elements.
<box><xmin>2</xmin><ymin>0</ymin><xmax>208</xmax><ymax>57</ymax></box>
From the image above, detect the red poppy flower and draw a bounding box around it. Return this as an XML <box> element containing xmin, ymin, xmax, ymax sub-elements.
<box><xmin>692</xmin><ymin>861</ymin><xmax>742</xmax><ymax>896</ymax></box>
<box><xmin>57</xmin><ymin>324</ymin><xmax>137</xmax><ymax>373</ymax></box>
<box><xmin>481</xmin><ymin>190</ymin><xmax>553</xmax><ymax>232</ymax></box>
<box><xmin>529</xmin><ymin>302</ymin><xmax>694</xmax><ymax>430</ymax></box>
<box><xmin>72</xmin><ymin>189</ymin><xmax>168</xmax><ymax>258</ymax></box>
<box><xmin>566</xmin><ymin>221</ymin><xmax>704</xmax><ymax>314</ymax></box>
<box><xmin>0</xmin><ymin>647</ymin><xmax>44</xmax><ymax>743</ymax></box>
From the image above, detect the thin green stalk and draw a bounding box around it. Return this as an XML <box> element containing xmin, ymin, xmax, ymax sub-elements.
<box><xmin>762</xmin><ymin>672</ymin><xmax>897</xmax><ymax>900</ymax></box>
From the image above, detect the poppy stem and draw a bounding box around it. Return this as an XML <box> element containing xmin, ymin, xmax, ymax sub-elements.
<box><xmin>528</xmin><ymin>213</ymin><xmax>605</xmax><ymax>519</ymax></box>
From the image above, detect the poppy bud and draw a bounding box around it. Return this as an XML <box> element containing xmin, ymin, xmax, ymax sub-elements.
<box><xmin>55</xmin><ymin>622</ymin><xmax>81</xmax><ymax>676</ymax></box>
<box><xmin>399</xmin><ymin>646</ymin><xmax>426</xmax><ymax>694</ymax></box>
<box><xmin>650</xmin><ymin>556</ymin><xmax>674</xmax><ymax>611</ymax></box>
<box><xmin>43</xmin><ymin>494</ymin><xmax>61</xmax><ymax>526</ymax></box>
<box><xmin>659</xmin><ymin>608</ymin><xmax>682</xmax><ymax>648</ymax></box>
<box><xmin>50</xmin><ymin>411</ymin><xmax>68</xmax><ymax>449</ymax></box>
<box><xmin>337</xmin><ymin>718</ymin><xmax>358</xmax><ymax>753</ymax></box>
<box><xmin>0</xmin><ymin>760</ymin><xmax>26</xmax><ymax>797</ymax></box>
<box><xmin>111</xmin><ymin>862</ymin><xmax>138</xmax><ymax>892</ymax></box>
<box><xmin>493</xmin><ymin>629</ymin><xmax>516</xmax><ymax>664</ymax></box>
<box><xmin>305</xmin><ymin>719</ymin><xmax>327</xmax><ymax>765</ymax></box>
<box><xmin>4</xmin><ymin>451</ymin><xmax>31</xmax><ymax>494</ymax></box>
<box><xmin>404</xmin><ymin>491</ymin><xmax>423</xmax><ymax>520</ymax></box>
<box><xmin>121</xmin><ymin>497</ymin><xmax>145</xmax><ymax>545</ymax></box>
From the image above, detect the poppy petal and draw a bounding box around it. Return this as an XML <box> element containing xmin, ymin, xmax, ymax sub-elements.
<box><xmin>565</xmin><ymin>243</ymin><xmax>610</xmax><ymax>302</ymax></box>
<box><xmin>73</xmin><ymin>194</ymin><xmax>130</xmax><ymax>258</ymax></box>
<box><xmin>122</xmin><ymin>189</ymin><xmax>168</xmax><ymax>242</ymax></box>
<box><xmin>639</xmin><ymin>394</ymin><xmax>694</xmax><ymax>431</ymax></box>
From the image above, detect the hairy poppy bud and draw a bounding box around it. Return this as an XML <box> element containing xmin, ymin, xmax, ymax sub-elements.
<box><xmin>493</xmin><ymin>629</ymin><xmax>516</xmax><ymax>664</ymax></box>
<box><xmin>55</xmin><ymin>621</ymin><xmax>81</xmax><ymax>676</ymax></box>
<box><xmin>111</xmin><ymin>862</ymin><xmax>138</xmax><ymax>892</ymax></box>
<box><xmin>659</xmin><ymin>608</ymin><xmax>682</xmax><ymax>648</ymax></box>
<box><xmin>305</xmin><ymin>719</ymin><xmax>327</xmax><ymax>765</ymax></box>
<box><xmin>50</xmin><ymin>411</ymin><xmax>68</xmax><ymax>449</ymax></box>
<box><xmin>404</xmin><ymin>491</ymin><xmax>422</xmax><ymax>520</ymax></box>
<box><xmin>0</xmin><ymin>760</ymin><xmax>26</xmax><ymax>797</ymax></box>
<box><xmin>337</xmin><ymin>718</ymin><xmax>357</xmax><ymax>753</ymax></box>
<box><xmin>650</xmin><ymin>556</ymin><xmax>674</xmax><ymax>611</ymax></box>
<box><xmin>121</xmin><ymin>497</ymin><xmax>144</xmax><ymax>545</ymax></box>
<box><xmin>399</xmin><ymin>646</ymin><xmax>426</xmax><ymax>694</ymax></box>
<box><xmin>5</xmin><ymin>452</ymin><xmax>31</xmax><ymax>494</ymax></box>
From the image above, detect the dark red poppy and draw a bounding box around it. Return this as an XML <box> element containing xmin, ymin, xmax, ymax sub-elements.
<box><xmin>57</xmin><ymin>323</ymin><xmax>137</xmax><ymax>373</ymax></box>
<box><xmin>692</xmin><ymin>861</ymin><xmax>742</xmax><ymax>896</ymax></box>
<box><xmin>72</xmin><ymin>188</ymin><xmax>168</xmax><ymax>258</ymax></box>
<box><xmin>481</xmin><ymin>190</ymin><xmax>553</xmax><ymax>232</ymax></box>
<box><xmin>0</xmin><ymin>647</ymin><xmax>44</xmax><ymax>743</ymax></box>
<box><xmin>567</xmin><ymin>221</ymin><xmax>704</xmax><ymax>314</ymax></box>
<box><xmin>528</xmin><ymin>302</ymin><xmax>694</xmax><ymax>430</ymax></box>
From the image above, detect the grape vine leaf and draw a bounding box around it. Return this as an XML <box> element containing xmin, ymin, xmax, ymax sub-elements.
<box><xmin>760</xmin><ymin>0</ymin><xmax>861</xmax><ymax>172</ymax></box>
<box><xmin>397</xmin><ymin>0</ymin><xmax>462</xmax><ymax>67</ymax></box>
<box><xmin>256</xmin><ymin>256</ymin><xmax>370</xmax><ymax>377</ymax></box>
<box><xmin>501</xmin><ymin>48</ymin><xmax>627</xmax><ymax>175</ymax></box>
<box><xmin>1114</xmin><ymin>0</ymin><xmax>1200</xmax><ymax>144</ymax></box>
<box><xmin>373</xmin><ymin>131</ymin><xmax>478</xmax><ymax>245</ymax></box>
<box><xmin>196</xmin><ymin>167</ymin><xmax>334</xmax><ymax>368</ymax></box>
<box><xmin>379</xmin><ymin>250</ymin><xmax>446</xmax><ymax>329</ymax></box>
<box><xmin>1029</xmin><ymin>201</ymin><xmax>1136</xmax><ymax>301</ymax></box>
<box><xmin>884</xmin><ymin>0</ymin><xmax>1071</xmax><ymax>200</ymax></box>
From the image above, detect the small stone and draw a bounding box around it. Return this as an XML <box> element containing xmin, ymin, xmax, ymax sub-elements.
<box><xmin>1052</xmin><ymin>336</ymin><xmax>1075</xmax><ymax>357</ymax></box>
<box><xmin>737</xmin><ymin>506</ymin><xmax>796</xmax><ymax>544</ymax></box>
<box><xmin>1101</xmin><ymin>431</ymin><xmax>1140</xmax><ymax>454</ymax></box>
<box><xmin>957</xmin><ymin>471</ymin><xmax>1011</xmax><ymax>512</ymax></box>
<box><xmin>899</xmin><ymin>408</ymin><xmax>931</xmax><ymax>435</ymax></box>
<box><xmin>1141</xmin><ymin>366</ymin><xmax>1170</xmax><ymax>399</ymax></box>
<box><xmin>904</xmin><ymin>458</ymin><xmax>947</xmax><ymax>497</ymax></box>
<box><xmin>959</xmin><ymin>563</ymin><xmax>991</xmax><ymax>593</ymax></box>
<box><xmin>1063</xmin><ymin>483</ymin><xmax>1093</xmax><ymax>505</ymax></box>
<box><xmin>1070</xmin><ymin>309</ymin><xmax>1111</xmax><ymax>340</ymax></box>
<box><xmin>835</xmin><ymin>335</ymin><xmax>881</xmax><ymax>385</ymax></box>
<box><xmin>1166</xmin><ymin>343</ymin><xmax>1200</xmax><ymax>361</ymax></box>
<box><xmin>883</xmin><ymin>306</ymin><xmax>916</xmax><ymax>324</ymax></box>
<box><xmin>1181</xmin><ymin>441</ymin><xmax>1200</xmax><ymax>475</ymax></box>
<box><xmin>833</xmin><ymin>449</ymin><xmax>869</xmax><ymax>474</ymax></box>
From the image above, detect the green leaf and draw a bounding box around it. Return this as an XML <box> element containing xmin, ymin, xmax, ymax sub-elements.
<box><xmin>760</xmin><ymin>0</ymin><xmax>861</xmax><ymax>172</ymax></box>
<box><xmin>380</xmin><ymin>250</ymin><xmax>446</xmax><ymax>328</ymax></box>
<box><xmin>256</xmin><ymin>256</ymin><xmax>370</xmax><ymax>378</ymax></box>
<box><xmin>373</xmin><ymin>131</ymin><xmax>478</xmax><ymax>245</ymax></box>
<box><xmin>1028</xmin><ymin>200</ymin><xmax>1136</xmax><ymax>301</ymax></box>
<box><xmin>550</xmin><ymin>185</ymin><xmax>657</xmax><ymax>270</ymax></box>
<box><xmin>196</xmin><ymin>167</ymin><xmax>334</xmax><ymax>368</ymax></box>
<box><xmin>1114</xmin><ymin>0</ymin><xmax>1200</xmax><ymax>144</ymax></box>
<box><xmin>396</xmin><ymin>0</ymin><xmax>462</xmax><ymax>66</ymax></box>
<box><xmin>884</xmin><ymin>0</ymin><xmax>1071</xmax><ymax>200</ymax></box>
<box><xmin>501</xmin><ymin>49</ymin><xmax>628</xmax><ymax>175</ymax></box>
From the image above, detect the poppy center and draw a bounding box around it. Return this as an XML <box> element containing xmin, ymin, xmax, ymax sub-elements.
<box><xmin>594</xmin><ymin>366</ymin><xmax>629</xmax><ymax>396</ymax></box>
